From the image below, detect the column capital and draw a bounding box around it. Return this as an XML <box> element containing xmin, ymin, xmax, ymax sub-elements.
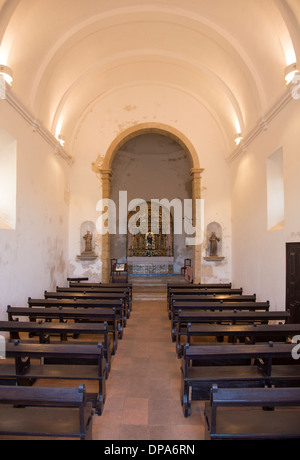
<box><xmin>190</xmin><ymin>168</ymin><xmax>205</xmax><ymax>178</ymax></box>
<box><xmin>91</xmin><ymin>160</ymin><xmax>113</xmax><ymax>177</ymax></box>
<box><xmin>99</xmin><ymin>169</ymin><xmax>113</xmax><ymax>180</ymax></box>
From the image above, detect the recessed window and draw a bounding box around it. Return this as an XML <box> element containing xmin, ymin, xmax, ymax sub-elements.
<box><xmin>0</xmin><ymin>127</ymin><xmax>17</xmax><ymax>230</ymax></box>
<box><xmin>267</xmin><ymin>147</ymin><xmax>285</xmax><ymax>231</ymax></box>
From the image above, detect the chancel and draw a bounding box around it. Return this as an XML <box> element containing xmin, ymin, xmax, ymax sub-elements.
<box><xmin>0</xmin><ymin>0</ymin><xmax>300</xmax><ymax>441</ymax></box>
<box><xmin>127</xmin><ymin>201</ymin><xmax>174</xmax><ymax>276</ymax></box>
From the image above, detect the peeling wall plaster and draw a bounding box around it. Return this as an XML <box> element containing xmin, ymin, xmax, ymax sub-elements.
<box><xmin>0</xmin><ymin>102</ymin><xmax>70</xmax><ymax>320</ymax></box>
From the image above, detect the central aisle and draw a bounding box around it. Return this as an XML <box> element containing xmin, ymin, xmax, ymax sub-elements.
<box><xmin>93</xmin><ymin>283</ymin><xmax>205</xmax><ymax>440</ymax></box>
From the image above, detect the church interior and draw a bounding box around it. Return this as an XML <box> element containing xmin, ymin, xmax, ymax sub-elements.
<box><xmin>0</xmin><ymin>0</ymin><xmax>300</xmax><ymax>441</ymax></box>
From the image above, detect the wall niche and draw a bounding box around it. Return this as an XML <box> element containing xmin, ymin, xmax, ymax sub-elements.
<box><xmin>77</xmin><ymin>221</ymin><xmax>98</xmax><ymax>261</ymax></box>
<box><xmin>204</xmin><ymin>222</ymin><xmax>225</xmax><ymax>262</ymax></box>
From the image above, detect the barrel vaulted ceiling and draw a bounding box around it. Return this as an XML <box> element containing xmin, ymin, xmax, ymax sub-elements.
<box><xmin>0</xmin><ymin>0</ymin><xmax>299</xmax><ymax>161</ymax></box>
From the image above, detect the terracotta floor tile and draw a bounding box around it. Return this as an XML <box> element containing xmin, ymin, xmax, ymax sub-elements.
<box><xmin>124</xmin><ymin>398</ymin><xmax>149</xmax><ymax>412</ymax></box>
<box><xmin>149</xmin><ymin>425</ymin><xmax>179</xmax><ymax>441</ymax></box>
<box><xmin>119</xmin><ymin>424</ymin><xmax>150</xmax><ymax>440</ymax></box>
<box><xmin>122</xmin><ymin>410</ymin><xmax>149</xmax><ymax>426</ymax></box>
<box><xmin>90</xmin><ymin>280</ymin><xmax>206</xmax><ymax>441</ymax></box>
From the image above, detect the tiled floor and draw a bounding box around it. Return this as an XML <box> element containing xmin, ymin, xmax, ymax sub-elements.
<box><xmin>92</xmin><ymin>283</ymin><xmax>205</xmax><ymax>440</ymax></box>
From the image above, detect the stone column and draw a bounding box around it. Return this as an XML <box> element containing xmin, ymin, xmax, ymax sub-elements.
<box><xmin>99</xmin><ymin>169</ymin><xmax>113</xmax><ymax>283</ymax></box>
<box><xmin>190</xmin><ymin>168</ymin><xmax>205</xmax><ymax>284</ymax></box>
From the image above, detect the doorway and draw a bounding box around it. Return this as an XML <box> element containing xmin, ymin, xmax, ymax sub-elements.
<box><xmin>286</xmin><ymin>243</ymin><xmax>300</xmax><ymax>322</ymax></box>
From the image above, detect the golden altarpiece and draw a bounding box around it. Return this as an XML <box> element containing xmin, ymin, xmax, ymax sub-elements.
<box><xmin>127</xmin><ymin>202</ymin><xmax>174</xmax><ymax>275</ymax></box>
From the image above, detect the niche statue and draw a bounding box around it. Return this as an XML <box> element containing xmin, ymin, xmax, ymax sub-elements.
<box><xmin>83</xmin><ymin>231</ymin><xmax>93</xmax><ymax>254</ymax></box>
<box><xmin>209</xmin><ymin>232</ymin><xmax>220</xmax><ymax>257</ymax></box>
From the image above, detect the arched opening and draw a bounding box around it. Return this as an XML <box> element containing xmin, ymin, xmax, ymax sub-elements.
<box><xmin>94</xmin><ymin>123</ymin><xmax>204</xmax><ymax>283</ymax></box>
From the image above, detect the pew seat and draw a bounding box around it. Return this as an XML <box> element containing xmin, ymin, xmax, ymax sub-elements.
<box><xmin>181</xmin><ymin>343</ymin><xmax>300</xmax><ymax>417</ymax></box>
<box><xmin>0</xmin><ymin>341</ymin><xmax>106</xmax><ymax>415</ymax></box>
<box><xmin>205</xmin><ymin>386</ymin><xmax>300</xmax><ymax>440</ymax></box>
<box><xmin>0</xmin><ymin>385</ymin><xmax>93</xmax><ymax>440</ymax></box>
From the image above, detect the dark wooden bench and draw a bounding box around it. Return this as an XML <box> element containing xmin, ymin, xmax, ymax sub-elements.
<box><xmin>167</xmin><ymin>283</ymin><xmax>232</xmax><ymax>299</ymax></box>
<box><xmin>7</xmin><ymin>306</ymin><xmax>119</xmax><ymax>355</ymax></box>
<box><xmin>171</xmin><ymin>300</ymin><xmax>269</xmax><ymax>342</ymax></box>
<box><xmin>56</xmin><ymin>286</ymin><xmax>132</xmax><ymax>318</ymax></box>
<box><xmin>167</xmin><ymin>283</ymin><xmax>232</xmax><ymax>314</ymax></box>
<box><xmin>169</xmin><ymin>294</ymin><xmax>257</xmax><ymax>320</ymax></box>
<box><xmin>0</xmin><ymin>341</ymin><xmax>107</xmax><ymax>415</ymax></box>
<box><xmin>27</xmin><ymin>298</ymin><xmax>124</xmax><ymax>339</ymax></box>
<box><xmin>44</xmin><ymin>291</ymin><xmax>129</xmax><ymax>323</ymax></box>
<box><xmin>69</xmin><ymin>282</ymin><xmax>133</xmax><ymax>304</ymax></box>
<box><xmin>168</xmin><ymin>289</ymin><xmax>245</xmax><ymax>318</ymax></box>
<box><xmin>181</xmin><ymin>342</ymin><xmax>300</xmax><ymax>417</ymax></box>
<box><xmin>0</xmin><ymin>385</ymin><xmax>93</xmax><ymax>440</ymax></box>
<box><xmin>167</xmin><ymin>284</ymin><xmax>234</xmax><ymax>314</ymax></box>
<box><xmin>205</xmin><ymin>386</ymin><xmax>300</xmax><ymax>440</ymax></box>
<box><xmin>0</xmin><ymin>320</ymin><xmax>112</xmax><ymax>375</ymax></box>
<box><xmin>176</xmin><ymin>310</ymin><xmax>290</xmax><ymax>353</ymax></box>
<box><xmin>187</xmin><ymin>323</ymin><xmax>300</xmax><ymax>346</ymax></box>
<box><xmin>67</xmin><ymin>277</ymin><xmax>89</xmax><ymax>283</ymax></box>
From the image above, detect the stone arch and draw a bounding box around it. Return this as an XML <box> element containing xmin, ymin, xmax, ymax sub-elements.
<box><xmin>100</xmin><ymin>123</ymin><xmax>201</xmax><ymax>171</ymax></box>
<box><xmin>94</xmin><ymin>123</ymin><xmax>204</xmax><ymax>283</ymax></box>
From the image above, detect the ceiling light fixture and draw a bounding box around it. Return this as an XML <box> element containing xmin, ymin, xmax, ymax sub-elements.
<box><xmin>285</xmin><ymin>63</ymin><xmax>299</xmax><ymax>85</ymax></box>
<box><xmin>0</xmin><ymin>65</ymin><xmax>13</xmax><ymax>85</ymax></box>
<box><xmin>56</xmin><ymin>135</ymin><xmax>66</xmax><ymax>147</ymax></box>
<box><xmin>235</xmin><ymin>133</ymin><xmax>243</xmax><ymax>146</ymax></box>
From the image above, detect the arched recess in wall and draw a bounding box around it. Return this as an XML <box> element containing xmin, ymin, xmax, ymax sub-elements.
<box><xmin>92</xmin><ymin>123</ymin><xmax>204</xmax><ymax>283</ymax></box>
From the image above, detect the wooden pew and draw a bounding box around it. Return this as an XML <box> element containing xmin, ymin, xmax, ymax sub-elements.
<box><xmin>56</xmin><ymin>286</ymin><xmax>132</xmax><ymax>318</ymax></box>
<box><xmin>168</xmin><ymin>288</ymin><xmax>246</xmax><ymax>318</ymax></box>
<box><xmin>187</xmin><ymin>323</ymin><xmax>300</xmax><ymax>346</ymax></box>
<box><xmin>167</xmin><ymin>283</ymin><xmax>232</xmax><ymax>289</ymax></box>
<box><xmin>0</xmin><ymin>341</ymin><xmax>107</xmax><ymax>415</ymax></box>
<box><xmin>67</xmin><ymin>277</ymin><xmax>89</xmax><ymax>283</ymax></box>
<box><xmin>27</xmin><ymin>298</ymin><xmax>125</xmax><ymax>339</ymax></box>
<box><xmin>167</xmin><ymin>283</ymin><xmax>232</xmax><ymax>304</ymax></box>
<box><xmin>0</xmin><ymin>320</ymin><xmax>112</xmax><ymax>375</ymax></box>
<box><xmin>169</xmin><ymin>287</ymin><xmax>242</xmax><ymax>299</ymax></box>
<box><xmin>171</xmin><ymin>300</ymin><xmax>269</xmax><ymax>342</ymax></box>
<box><xmin>70</xmin><ymin>282</ymin><xmax>133</xmax><ymax>305</ymax></box>
<box><xmin>176</xmin><ymin>310</ymin><xmax>290</xmax><ymax>354</ymax></box>
<box><xmin>0</xmin><ymin>385</ymin><xmax>93</xmax><ymax>440</ymax></box>
<box><xmin>181</xmin><ymin>342</ymin><xmax>300</xmax><ymax>417</ymax></box>
<box><xmin>7</xmin><ymin>306</ymin><xmax>119</xmax><ymax>355</ymax></box>
<box><xmin>205</xmin><ymin>386</ymin><xmax>300</xmax><ymax>440</ymax></box>
<box><xmin>169</xmin><ymin>294</ymin><xmax>257</xmax><ymax>320</ymax></box>
<box><xmin>44</xmin><ymin>291</ymin><xmax>129</xmax><ymax>323</ymax></box>
<box><xmin>167</xmin><ymin>284</ymin><xmax>233</xmax><ymax>314</ymax></box>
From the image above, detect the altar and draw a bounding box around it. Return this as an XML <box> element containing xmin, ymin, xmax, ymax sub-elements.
<box><xmin>127</xmin><ymin>257</ymin><xmax>174</xmax><ymax>276</ymax></box>
<box><xmin>126</xmin><ymin>202</ymin><xmax>174</xmax><ymax>276</ymax></box>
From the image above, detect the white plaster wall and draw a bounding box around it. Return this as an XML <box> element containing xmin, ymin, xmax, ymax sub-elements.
<box><xmin>69</xmin><ymin>84</ymin><xmax>232</xmax><ymax>282</ymax></box>
<box><xmin>0</xmin><ymin>131</ymin><xmax>17</xmax><ymax>229</ymax></box>
<box><xmin>0</xmin><ymin>101</ymin><xmax>70</xmax><ymax>320</ymax></box>
<box><xmin>231</xmin><ymin>99</ymin><xmax>300</xmax><ymax>310</ymax></box>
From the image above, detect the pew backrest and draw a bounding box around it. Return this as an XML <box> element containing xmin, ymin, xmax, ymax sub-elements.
<box><xmin>0</xmin><ymin>384</ymin><xmax>93</xmax><ymax>440</ymax></box>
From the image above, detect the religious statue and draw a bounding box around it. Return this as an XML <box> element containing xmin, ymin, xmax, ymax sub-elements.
<box><xmin>127</xmin><ymin>202</ymin><xmax>174</xmax><ymax>257</ymax></box>
<box><xmin>209</xmin><ymin>232</ymin><xmax>220</xmax><ymax>257</ymax></box>
<box><xmin>77</xmin><ymin>227</ymin><xmax>97</xmax><ymax>260</ymax></box>
<box><xmin>146</xmin><ymin>232</ymin><xmax>154</xmax><ymax>250</ymax></box>
<box><xmin>83</xmin><ymin>231</ymin><xmax>93</xmax><ymax>254</ymax></box>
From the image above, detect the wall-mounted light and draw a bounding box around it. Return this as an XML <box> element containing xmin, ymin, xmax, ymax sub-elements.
<box><xmin>285</xmin><ymin>63</ymin><xmax>299</xmax><ymax>85</ymax></box>
<box><xmin>56</xmin><ymin>135</ymin><xmax>66</xmax><ymax>147</ymax></box>
<box><xmin>235</xmin><ymin>133</ymin><xmax>243</xmax><ymax>146</ymax></box>
<box><xmin>0</xmin><ymin>65</ymin><xmax>13</xmax><ymax>85</ymax></box>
